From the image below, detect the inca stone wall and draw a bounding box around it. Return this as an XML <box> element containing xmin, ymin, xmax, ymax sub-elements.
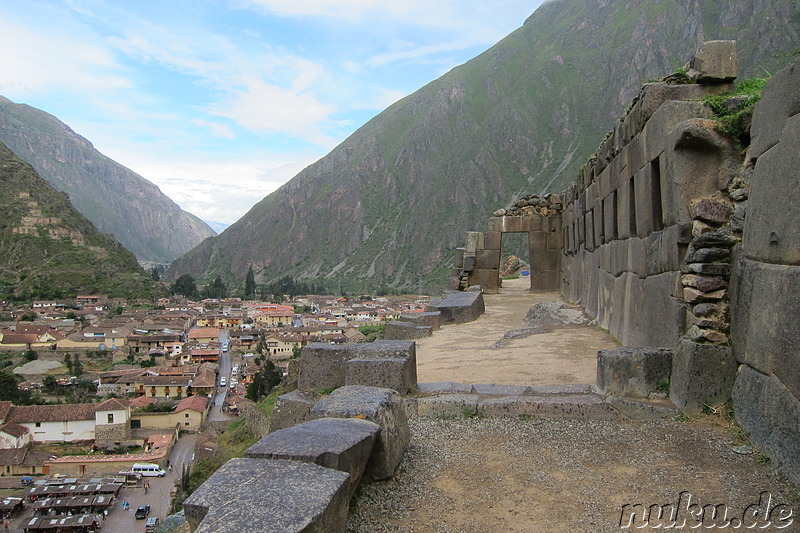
<box><xmin>454</xmin><ymin>42</ymin><xmax>799</xmax><ymax>482</ymax></box>
<box><xmin>729</xmin><ymin>61</ymin><xmax>800</xmax><ymax>484</ymax></box>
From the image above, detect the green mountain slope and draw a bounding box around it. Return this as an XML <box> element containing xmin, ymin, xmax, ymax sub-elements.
<box><xmin>166</xmin><ymin>0</ymin><xmax>800</xmax><ymax>292</ymax></box>
<box><xmin>0</xmin><ymin>97</ymin><xmax>217</xmax><ymax>264</ymax></box>
<box><xmin>0</xmin><ymin>141</ymin><xmax>161</xmax><ymax>300</ymax></box>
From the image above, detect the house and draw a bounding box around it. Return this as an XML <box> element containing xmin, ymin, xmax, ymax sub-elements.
<box><xmin>252</xmin><ymin>305</ymin><xmax>295</xmax><ymax>328</ymax></box>
<box><xmin>127</xmin><ymin>333</ymin><xmax>182</xmax><ymax>354</ymax></box>
<box><xmin>173</xmin><ymin>395</ymin><xmax>208</xmax><ymax>430</ymax></box>
<box><xmin>0</xmin><ymin>446</ymin><xmax>54</xmax><ymax>476</ymax></box>
<box><xmin>56</xmin><ymin>327</ymin><xmax>130</xmax><ymax>351</ymax></box>
<box><xmin>0</xmin><ymin>423</ymin><xmax>30</xmax><ymax>449</ymax></box>
<box><xmin>134</xmin><ymin>374</ymin><xmax>194</xmax><ymax>398</ymax></box>
<box><xmin>93</xmin><ymin>398</ymin><xmax>131</xmax><ymax>446</ymax></box>
<box><xmin>5</xmin><ymin>404</ymin><xmax>98</xmax><ymax>443</ymax></box>
<box><xmin>187</xmin><ymin>327</ymin><xmax>221</xmax><ymax>345</ymax></box>
<box><xmin>262</xmin><ymin>332</ymin><xmax>310</xmax><ymax>359</ymax></box>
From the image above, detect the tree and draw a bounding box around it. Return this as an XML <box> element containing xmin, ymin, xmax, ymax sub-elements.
<box><xmin>203</xmin><ymin>275</ymin><xmax>226</xmax><ymax>299</ymax></box>
<box><xmin>171</xmin><ymin>274</ymin><xmax>198</xmax><ymax>298</ymax></box>
<box><xmin>246</xmin><ymin>360</ymin><xmax>282</xmax><ymax>402</ymax></box>
<box><xmin>0</xmin><ymin>371</ymin><xmax>31</xmax><ymax>404</ymax></box>
<box><xmin>150</xmin><ymin>267</ymin><xmax>161</xmax><ymax>282</ymax></box>
<box><xmin>244</xmin><ymin>266</ymin><xmax>256</xmax><ymax>300</ymax></box>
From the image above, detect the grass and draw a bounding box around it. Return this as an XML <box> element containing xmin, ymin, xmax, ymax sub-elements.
<box><xmin>703</xmin><ymin>77</ymin><xmax>769</xmax><ymax>146</ymax></box>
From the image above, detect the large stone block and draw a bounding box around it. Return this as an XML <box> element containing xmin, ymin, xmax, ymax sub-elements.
<box><xmin>483</xmin><ymin>231</ymin><xmax>501</xmax><ymax>251</ymax></box>
<box><xmin>633</xmin><ymin>165</ymin><xmax>655</xmax><ymax>237</ymax></box>
<box><xmin>531</xmin><ymin>249</ymin><xmax>561</xmax><ymax>272</ymax></box>
<box><xmin>629</xmin><ymin>272</ymin><xmax>685</xmax><ymax>348</ymax></box>
<box><xmin>468</xmin><ymin>269</ymin><xmax>500</xmax><ymax>294</ymax></box>
<box><xmin>531</xmin><ymin>270</ymin><xmax>560</xmax><ymax>292</ymax></box>
<box><xmin>744</xmin><ymin>113</ymin><xmax>800</xmax><ymax>265</ymax></box>
<box><xmin>603</xmin><ymin>192</ymin><xmax>617</xmax><ymax>243</ymax></box>
<box><xmin>245</xmin><ymin>418</ymin><xmax>379</xmax><ymax>499</ymax></box>
<box><xmin>383</xmin><ymin>320</ymin><xmax>432</xmax><ymax>341</ymax></box>
<box><xmin>665</xmin><ymin>118</ymin><xmax>737</xmax><ymax>225</ymax></box>
<box><xmin>750</xmin><ymin>61</ymin><xmax>800</xmax><ymax>158</ymax></box>
<box><xmin>596</xmin><ymin>347</ymin><xmax>673</xmax><ymax>398</ymax></box>
<box><xmin>427</xmin><ymin>290</ymin><xmax>485</xmax><ymax>324</ymax></box>
<box><xmin>465</xmin><ymin>231</ymin><xmax>483</xmax><ymax>254</ymax></box>
<box><xmin>184</xmin><ymin>458</ymin><xmax>351</xmax><ymax>533</ymax></box>
<box><xmin>299</xmin><ymin>344</ymin><xmax>353</xmax><ymax>392</ymax></box>
<box><xmin>344</xmin><ymin>340</ymin><xmax>417</xmax><ymax>394</ymax></box>
<box><xmin>310</xmin><ymin>386</ymin><xmax>410</xmax><ymax>480</ymax></box>
<box><xmin>732</xmin><ymin>365</ymin><xmax>800</xmax><ymax>485</ymax></box>
<box><xmin>269</xmin><ymin>390</ymin><xmax>317</xmax><ymax>433</ymax></box>
<box><xmin>399</xmin><ymin>311</ymin><xmax>441</xmax><ymax>330</ymax></box>
<box><xmin>670</xmin><ymin>337</ymin><xmax>737</xmax><ymax>414</ymax></box>
<box><xmin>730</xmin><ymin>257</ymin><xmax>800</xmax><ymax>396</ymax></box>
<box><xmin>642</xmin><ymin>100</ymin><xmax>711</xmax><ymax>167</ymax></box>
<box><xmin>476</xmin><ymin>249</ymin><xmax>500</xmax><ymax>270</ymax></box>
<box><xmin>686</xmin><ymin>40</ymin><xmax>738</xmax><ymax>83</ymax></box>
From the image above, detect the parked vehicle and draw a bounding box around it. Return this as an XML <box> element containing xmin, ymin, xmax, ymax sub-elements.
<box><xmin>145</xmin><ymin>517</ymin><xmax>159</xmax><ymax>532</ymax></box>
<box><xmin>132</xmin><ymin>463</ymin><xmax>166</xmax><ymax>477</ymax></box>
<box><xmin>220</xmin><ymin>377</ymin><xmax>227</xmax><ymax>387</ymax></box>
<box><xmin>21</xmin><ymin>476</ymin><xmax>33</xmax><ymax>486</ymax></box>
<box><xmin>135</xmin><ymin>505</ymin><xmax>151</xmax><ymax>519</ymax></box>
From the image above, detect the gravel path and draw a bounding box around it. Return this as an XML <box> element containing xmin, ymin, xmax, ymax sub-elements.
<box><xmin>347</xmin><ymin>417</ymin><xmax>797</xmax><ymax>532</ymax></box>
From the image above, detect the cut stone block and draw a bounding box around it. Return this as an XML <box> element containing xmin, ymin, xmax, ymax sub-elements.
<box><xmin>605</xmin><ymin>396</ymin><xmax>680</xmax><ymax>421</ymax></box>
<box><xmin>343</xmin><ymin>340</ymin><xmax>417</xmax><ymax>394</ymax></box>
<box><xmin>732</xmin><ymin>365</ymin><xmax>800</xmax><ymax>485</ymax></box>
<box><xmin>383</xmin><ymin>321</ymin><xmax>432</xmax><ymax>340</ymax></box>
<box><xmin>269</xmin><ymin>390</ymin><xmax>317</xmax><ymax>433</ymax></box>
<box><xmin>478</xmin><ymin>394</ymin><xmax>624</xmax><ymax>420</ymax></box>
<box><xmin>426</xmin><ymin>290</ymin><xmax>485</xmax><ymax>324</ymax></box>
<box><xmin>471</xmin><ymin>383</ymin><xmax>529</xmax><ymax>396</ymax></box>
<box><xmin>399</xmin><ymin>311</ymin><xmax>441</xmax><ymax>330</ymax></box>
<box><xmin>670</xmin><ymin>337</ymin><xmax>736</xmax><ymax>415</ymax></box>
<box><xmin>416</xmin><ymin>382</ymin><xmax>473</xmax><ymax>394</ymax></box>
<box><xmin>310</xmin><ymin>385</ymin><xmax>410</xmax><ymax>480</ymax></box>
<box><xmin>596</xmin><ymin>347</ymin><xmax>673</xmax><ymax>398</ymax></box>
<box><xmin>414</xmin><ymin>394</ymin><xmax>480</xmax><ymax>418</ymax></box>
<box><xmin>299</xmin><ymin>340</ymin><xmax>417</xmax><ymax>394</ymax></box>
<box><xmin>686</xmin><ymin>40</ymin><xmax>738</xmax><ymax>83</ymax></box>
<box><xmin>184</xmin><ymin>458</ymin><xmax>350</xmax><ymax>533</ymax></box>
<box><xmin>245</xmin><ymin>418</ymin><xmax>380</xmax><ymax>499</ymax></box>
<box><xmin>299</xmin><ymin>343</ymin><xmax>353</xmax><ymax>392</ymax></box>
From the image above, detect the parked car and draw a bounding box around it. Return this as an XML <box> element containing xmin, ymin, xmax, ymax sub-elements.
<box><xmin>135</xmin><ymin>505</ymin><xmax>151</xmax><ymax>519</ymax></box>
<box><xmin>21</xmin><ymin>476</ymin><xmax>33</xmax><ymax>486</ymax></box>
<box><xmin>145</xmin><ymin>517</ymin><xmax>159</xmax><ymax>532</ymax></box>
<box><xmin>220</xmin><ymin>376</ymin><xmax>227</xmax><ymax>387</ymax></box>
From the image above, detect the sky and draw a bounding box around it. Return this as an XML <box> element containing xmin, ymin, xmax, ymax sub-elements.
<box><xmin>0</xmin><ymin>0</ymin><xmax>546</xmax><ymax>227</ymax></box>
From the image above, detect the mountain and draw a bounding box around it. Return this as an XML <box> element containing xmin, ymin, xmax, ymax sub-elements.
<box><xmin>204</xmin><ymin>220</ymin><xmax>230</xmax><ymax>234</ymax></box>
<box><xmin>165</xmin><ymin>0</ymin><xmax>800</xmax><ymax>293</ymax></box>
<box><xmin>0</xmin><ymin>141</ymin><xmax>161</xmax><ymax>300</ymax></box>
<box><xmin>0</xmin><ymin>97</ymin><xmax>216</xmax><ymax>264</ymax></box>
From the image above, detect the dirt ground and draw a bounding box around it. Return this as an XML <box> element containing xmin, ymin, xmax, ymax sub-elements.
<box><xmin>415</xmin><ymin>276</ymin><xmax>618</xmax><ymax>386</ymax></box>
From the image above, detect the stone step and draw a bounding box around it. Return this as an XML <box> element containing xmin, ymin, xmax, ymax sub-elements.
<box><xmin>408</xmin><ymin>384</ymin><xmax>680</xmax><ymax>422</ymax></box>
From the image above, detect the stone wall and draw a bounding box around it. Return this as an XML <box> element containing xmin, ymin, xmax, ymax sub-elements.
<box><xmin>729</xmin><ymin>61</ymin><xmax>800</xmax><ymax>484</ymax></box>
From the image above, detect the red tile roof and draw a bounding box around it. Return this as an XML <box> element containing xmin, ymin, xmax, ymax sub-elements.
<box><xmin>7</xmin><ymin>404</ymin><xmax>97</xmax><ymax>423</ymax></box>
<box><xmin>175</xmin><ymin>395</ymin><xmax>208</xmax><ymax>413</ymax></box>
<box><xmin>0</xmin><ymin>423</ymin><xmax>28</xmax><ymax>438</ymax></box>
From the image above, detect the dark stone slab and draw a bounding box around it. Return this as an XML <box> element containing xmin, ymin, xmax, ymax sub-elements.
<box><xmin>310</xmin><ymin>386</ymin><xmax>410</xmax><ymax>480</ymax></box>
<box><xmin>427</xmin><ymin>290</ymin><xmax>485</xmax><ymax>324</ymax></box>
<box><xmin>596</xmin><ymin>347</ymin><xmax>673</xmax><ymax>398</ymax></box>
<box><xmin>732</xmin><ymin>365</ymin><xmax>800</xmax><ymax>485</ymax></box>
<box><xmin>686</xmin><ymin>40</ymin><xmax>738</xmax><ymax>83</ymax></box>
<box><xmin>184</xmin><ymin>458</ymin><xmax>350</xmax><ymax>533</ymax></box>
<box><xmin>670</xmin><ymin>337</ymin><xmax>737</xmax><ymax>414</ymax></box>
<box><xmin>245</xmin><ymin>418</ymin><xmax>379</xmax><ymax>499</ymax></box>
<box><xmin>414</xmin><ymin>394</ymin><xmax>480</xmax><ymax>418</ymax></box>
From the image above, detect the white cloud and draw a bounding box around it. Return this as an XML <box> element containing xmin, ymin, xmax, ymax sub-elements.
<box><xmin>191</xmin><ymin>119</ymin><xmax>236</xmax><ymax>139</ymax></box>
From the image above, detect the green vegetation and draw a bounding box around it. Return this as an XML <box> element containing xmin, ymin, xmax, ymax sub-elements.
<box><xmin>704</xmin><ymin>77</ymin><xmax>769</xmax><ymax>145</ymax></box>
<box><xmin>358</xmin><ymin>324</ymin><xmax>386</xmax><ymax>342</ymax></box>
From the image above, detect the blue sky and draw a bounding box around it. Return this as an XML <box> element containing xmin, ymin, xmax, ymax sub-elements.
<box><xmin>0</xmin><ymin>0</ymin><xmax>546</xmax><ymax>225</ymax></box>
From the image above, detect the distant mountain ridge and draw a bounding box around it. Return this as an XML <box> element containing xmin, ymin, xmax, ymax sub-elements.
<box><xmin>163</xmin><ymin>0</ymin><xmax>800</xmax><ymax>291</ymax></box>
<box><xmin>0</xmin><ymin>141</ymin><xmax>160</xmax><ymax>300</ymax></box>
<box><xmin>0</xmin><ymin>96</ymin><xmax>216</xmax><ymax>264</ymax></box>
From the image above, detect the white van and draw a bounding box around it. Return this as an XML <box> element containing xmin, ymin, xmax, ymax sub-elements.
<box><xmin>131</xmin><ymin>463</ymin><xmax>166</xmax><ymax>477</ymax></box>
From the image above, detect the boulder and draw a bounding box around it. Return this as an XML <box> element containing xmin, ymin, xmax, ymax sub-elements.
<box><xmin>426</xmin><ymin>290</ymin><xmax>485</xmax><ymax>324</ymax></box>
<box><xmin>268</xmin><ymin>390</ymin><xmax>317</xmax><ymax>433</ymax></box>
<box><xmin>670</xmin><ymin>337</ymin><xmax>736</xmax><ymax>414</ymax></box>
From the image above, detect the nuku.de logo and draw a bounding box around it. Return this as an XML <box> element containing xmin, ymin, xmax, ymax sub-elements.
<box><xmin>619</xmin><ymin>491</ymin><xmax>794</xmax><ymax>529</ymax></box>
